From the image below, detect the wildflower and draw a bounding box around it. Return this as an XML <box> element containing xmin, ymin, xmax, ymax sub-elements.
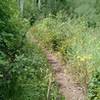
<box><xmin>77</xmin><ymin>55</ymin><xmax>92</xmax><ymax>62</ymax></box>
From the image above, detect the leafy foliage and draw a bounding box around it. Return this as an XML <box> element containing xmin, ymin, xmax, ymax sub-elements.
<box><xmin>0</xmin><ymin>1</ymin><xmax>61</xmax><ymax>100</ymax></box>
<box><xmin>0</xmin><ymin>0</ymin><xmax>27</xmax><ymax>99</ymax></box>
<box><xmin>1</xmin><ymin>0</ymin><xmax>100</xmax><ymax>99</ymax></box>
<box><xmin>88</xmin><ymin>71</ymin><xmax>100</xmax><ymax>100</ymax></box>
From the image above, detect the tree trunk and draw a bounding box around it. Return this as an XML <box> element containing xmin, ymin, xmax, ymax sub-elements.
<box><xmin>19</xmin><ymin>0</ymin><xmax>25</xmax><ymax>16</ymax></box>
<box><xmin>38</xmin><ymin>0</ymin><xmax>41</xmax><ymax>10</ymax></box>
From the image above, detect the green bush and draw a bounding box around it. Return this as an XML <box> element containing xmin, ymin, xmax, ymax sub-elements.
<box><xmin>8</xmin><ymin>41</ymin><xmax>60</xmax><ymax>100</ymax></box>
<box><xmin>0</xmin><ymin>0</ymin><xmax>29</xmax><ymax>99</ymax></box>
<box><xmin>0</xmin><ymin>1</ymin><xmax>60</xmax><ymax>99</ymax></box>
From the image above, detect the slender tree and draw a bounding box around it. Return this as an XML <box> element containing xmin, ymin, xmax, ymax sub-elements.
<box><xmin>38</xmin><ymin>0</ymin><xmax>41</xmax><ymax>10</ymax></box>
<box><xmin>18</xmin><ymin>0</ymin><xmax>25</xmax><ymax>16</ymax></box>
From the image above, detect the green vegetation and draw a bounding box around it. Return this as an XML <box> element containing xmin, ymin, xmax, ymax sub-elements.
<box><xmin>0</xmin><ymin>0</ymin><xmax>61</xmax><ymax>100</ymax></box>
<box><xmin>0</xmin><ymin>0</ymin><xmax>100</xmax><ymax>100</ymax></box>
<box><xmin>31</xmin><ymin>15</ymin><xmax>100</xmax><ymax>99</ymax></box>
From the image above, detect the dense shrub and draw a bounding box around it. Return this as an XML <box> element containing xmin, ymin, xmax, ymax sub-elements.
<box><xmin>9</xmin><ymin>40</ymin><xmax>60</xmax><ymax>100</ymax></box>
<box><xmin>0</xmin><ymin>1</ymin><xmax>61</xmax><ymax>100</ymax></box>
<box><xmin>0</xmin><ymin>0</ymin><xmax>28</xmax><ymax>99</ymax></box>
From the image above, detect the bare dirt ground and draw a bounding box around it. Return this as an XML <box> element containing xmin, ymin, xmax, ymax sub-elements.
<box><xmin>45</xmin><ymin>50</ymin><xmax>86</xmax><ymax>100</ymax></box>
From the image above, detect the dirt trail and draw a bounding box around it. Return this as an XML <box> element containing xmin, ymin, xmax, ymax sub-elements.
<box><xmin>45</xmin><ymin>50</ymin><xmax>86</xmax><ymax>100</ymax></box>
<box><xmin>27</xmin><ymin>31</ymin><xmax>86</xmax><ymax>100</ymax></box>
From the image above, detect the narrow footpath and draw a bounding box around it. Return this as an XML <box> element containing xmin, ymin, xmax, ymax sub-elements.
<box><xmin>45</xmin><ymin>50</ymin><xmax>85</xmax><ymax>100</ymax></box>
<box><xmin>27</xmin><ymin>31</ymin><xmax>86</xmax><ymax>100</ymax></box>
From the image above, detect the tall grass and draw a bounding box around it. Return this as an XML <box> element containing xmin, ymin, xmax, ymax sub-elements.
<box><xmin>31</xmin><ymin>13</ymin><xmax>100</xmax><ymax>99</ymax></box>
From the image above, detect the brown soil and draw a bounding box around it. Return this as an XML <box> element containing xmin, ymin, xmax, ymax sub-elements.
<box><xmin>45</xmin><ymin>50</ymin><xmax>86</xmax><ymax>100</ymax></box>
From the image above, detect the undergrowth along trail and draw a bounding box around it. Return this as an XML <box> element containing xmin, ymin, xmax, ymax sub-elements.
<box><xmin>27</xmin><ymin>29</ymin><xmax>86</xmax><ymax>100</ymax></box>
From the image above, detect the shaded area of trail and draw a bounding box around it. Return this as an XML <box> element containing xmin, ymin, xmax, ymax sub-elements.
<box><xmin>27</xmin><ymin>31</ymin><xmax>86</xmax><ymax>100</ymax></box>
